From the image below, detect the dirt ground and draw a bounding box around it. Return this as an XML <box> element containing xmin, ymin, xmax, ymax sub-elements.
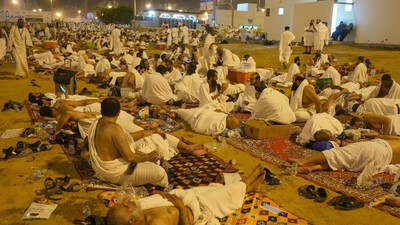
<box><xmin>0</xmin><ymin>43</ymin><xmax>399</xmax><ymax>225</ymax></box>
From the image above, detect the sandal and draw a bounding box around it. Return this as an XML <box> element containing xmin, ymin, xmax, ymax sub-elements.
<box><xmin>298</xmin><ymin>185</ymin><xmax>316</xmax><ymax>199</ymax></box>
<box><xmin>60</xmin><ymin>182</ymin><xmax>81</xmax><ymax>192</ymax></box>
<box><xmin>55</xmin><ymin>175</ymin><xmax>71</xmax><ymax>186</ymax></box>
<box><xmin>44</xmin><ymin>177</ymin><xmax>56</xmax><ymax>191</ymax></box>
<box><xmin>45</xmin><ymin>189</ymin><xmax>63</xmax><ymax>201</ymax></box>
<box><xmin>21</xmin><ymin>128</ymin><xmax>34</xmax><ymax>137</ymax></box>
<box><xmin>334</xmin><ymin>198</ymin><xmax>364</xmax><ymax>210</ymax></box>
<box><xmin>314</xmin><ymin>187</ymin><xmax>327</xmax><ymax>203</ymax></box>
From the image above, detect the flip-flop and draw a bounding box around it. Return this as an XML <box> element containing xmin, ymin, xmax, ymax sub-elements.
<box><xmin>298</xmin><ymin>185</ymin><xmax>316</xmax><ymax>199</ymax></box>
<box><xmin>314</xmin><ymin>187</ymin><xmax>327</xmax><ymax>203</ymax></box>
<box><xmin>60</xmin><ymin>182</ymin><xmax>81</xmax><ymax>192</ymax></box>
<box><xmin>265</xmin><ymin>173</ymin><xmax>281</xmax><ymax>185</ymax></box>
<box><xmin>21</xmin><ymin>128</ymin><xmax>34</xmax><ymax>137</ymax></box>
<box><xmin>334</xmin><ymin>198</ymin><xmax>364</xmax><ymax>210</ymax></box>
<box><xmin>45</xmin><ymin>189</ymin><xmax>63</xmax><ymax>201</ymax></box>
<box><xmin>44</xmin><ymin>177</ymin><xmax>56</xmax><ymax>191</ymax></box>
<box><xmin>55</xmin><ymin>175</ymin><xmax>71</xmax><ymax>186</ymax></box>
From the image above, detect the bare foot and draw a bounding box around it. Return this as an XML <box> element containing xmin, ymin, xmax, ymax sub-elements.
<box><xmin>297</xmin><ymin>166</ymin><xmax>313</xmax><ymax>174</ymax></box>
<box><xmin>288</xmin><ymin>158</ymin><xmax>306</xmax><ymax>166</ymax></box>
<box><xmin>385</xmin><ymin>197</ymin><xmax>400</xmax><ymax>207</ymax></box>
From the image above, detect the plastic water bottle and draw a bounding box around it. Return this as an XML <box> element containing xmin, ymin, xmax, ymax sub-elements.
<box><xmin>370</xmin><ymin>69</ymin><xmax>376</xmax><ymax>78</ymax></box>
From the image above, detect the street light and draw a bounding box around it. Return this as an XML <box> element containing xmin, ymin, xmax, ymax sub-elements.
<box><xmin>38</xmin><ymin>8</ymin><xmax>42</xmax><ymax>12</ymax></box>
<box><xmin>78</xmin><ymin>10</ymin><xmax>81</xmax><ymax>17</ymax></box>
<box><xmin>167</xmin><ymin>5</ymin><xmax>172</xmax><ymax>10</ymax></box>
<box><xmin>11</xmin><ymin>0</ymin><xmax>18</xmax><ymax>5</ymax></box>
<box><xmin>108</xmin><ymin>4</ymin><xmax>112</xmax><ymax>9</ymax></box>
<box><xmin>146</xmin><ymin>3</ymin><xmax>151</xmax><ymax>9</ymax></box>
<box><xmin>56</xmin><ymin>12</ymin><xmax>62</xmax><ymax>18</ymax></box>
<box><xmin>33</xmin><ymin>9</ymin><xmax>37</xmax><ymax>12</ymax></box>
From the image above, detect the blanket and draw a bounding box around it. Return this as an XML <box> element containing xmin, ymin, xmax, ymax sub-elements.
<box><xmin>175</xmin><ymin>108</ymin><xmax>227</xmax><ymax>136</ymax></box>
<box><xmin>366</xmin><ymin>80</ymin><xmax>400</xmax><ymax>100</ymax></box>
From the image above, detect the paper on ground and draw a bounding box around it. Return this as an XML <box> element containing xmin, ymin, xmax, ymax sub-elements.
<box><xmin>1</xmin><ymin>128</ymin><xmax>23</xmax><ymax>139</ymax></box>
<box><xmin>22</xmin><ymin>202</ymin><xmax>58</xmax><ymax>220</ymax></box>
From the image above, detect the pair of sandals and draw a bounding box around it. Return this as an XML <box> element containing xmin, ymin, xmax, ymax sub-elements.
<box><xmin>44</xmin><ymin>176</ymin><xmax>81</xmax><ymax>201</ymax></box>
<box><xmin>298</xmin><ymin>185</ymin><xmax>327</xmax><ymax>203</ymax></box>
<box><xmin>327</xmin><ymin>194</ymin><xmax>364</xmax><ymax>210</ymax></box>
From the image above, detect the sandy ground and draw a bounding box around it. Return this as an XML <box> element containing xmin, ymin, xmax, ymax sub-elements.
<box><xmin>0</xmin><ymin>43</ymin><xmax>400</xmax><ymax>225</ymax></box>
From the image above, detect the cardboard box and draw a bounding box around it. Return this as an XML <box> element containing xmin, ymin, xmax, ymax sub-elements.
<box><xmin>244</xmin><ymin>120</ymin><xmax>291</xmax><ymax>139</ymax></box>
<box><xmin>44</xmin><ymin>41</ymin><xmax>58</xmax><ymax>49</ymax></box>
<box><xmin>227</xmin><ymin>70</ymin><xmax>253</xmax><ymax>84</ymax></box>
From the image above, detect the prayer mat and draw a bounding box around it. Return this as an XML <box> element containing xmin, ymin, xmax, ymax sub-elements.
<box><xmin>132</xmin><ymin>112</ymin><xmax>184</xmax><ymax>133</ymax></box>
<box><xmin>220</xmin><ymin>192</ymin><xmax>310</xmax><ymax>225</ymax></box>
<box><xmin>61</xmin><ymin>145</ymin><xmax>236</xmax><ymax>190</ymax></box>
<box><xmin>226</xmin><ymin>135</ymin><xmax>400</xmax><ymax>218</ymax></box>
<box><xmin>231</xmin><ymin>112</ymin><xmax>251</xmax><ymax>122</ymax></box>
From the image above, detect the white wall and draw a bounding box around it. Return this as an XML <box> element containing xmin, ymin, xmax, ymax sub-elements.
<box><xmin>216</xmin><ymin>4</ymin><xmax>264</xmax><ymax>28</ymax></box>
<box><xmin>353</xmin><ymin>0</ymin><xmax>400</xmax><ymax>45</ymax></box>
<box><xmin>292</xmin><ymin>1</ymin><xmax>333</xmax><ymax>42</ymax></box>
<box><xmin>264</xmin><ymin>0</ymin><xmax>314</xmax><ymax>40</ymax></box>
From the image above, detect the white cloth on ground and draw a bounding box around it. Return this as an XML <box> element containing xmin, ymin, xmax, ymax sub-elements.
<box><xmin>356</xmin><ymin>98</ymin><xmax>400</xmax><ymax>115</ymax></box>
<box><xmin>388</xmin><ymin>114</ymin><xmax>400</xmax><ymax>136</ymax></box>
<box><xmin>250</xmin><ymin>88</ymin><xmax>296</xmax><ymax>124</ymax></box>
<box><xmin>323</xmin><ymin>139</ymin><xmax>392</xmax><ymax>175</ymax></box>
<box><xmin>296</xmin><ymin>113</ymin><xmax>343</xmax><ymax>145</ymax></box>
<box><xmin>175</xmin><ymin>108</ymin><xmax>228</xmax><ymax>135</ymax></box>
<box><xmin>74</xmin><ymin>102</ymin><xmax>101</xmax><ymax>113</ymax></box>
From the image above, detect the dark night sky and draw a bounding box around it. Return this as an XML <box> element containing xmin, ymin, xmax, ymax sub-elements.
<box><xmin>1</xmin><ymin>0</ymin><xmax>260</xmax><ymax>17</ymax></box>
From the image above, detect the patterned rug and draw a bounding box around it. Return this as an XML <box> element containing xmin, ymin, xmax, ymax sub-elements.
<box><xmin>132</xmin><ymin>112</ymin><xmax>184</xmax><ymax>133</ymax></box>
<box><xmin>226</xmin><ymin>135</ymin><xmax>400</xmax><ymax>218</ymax></box>
<box><xmin>220</xmin><ymin>193</ymin><xmax>310</xmax><ymax>225</ymax></box>
<box><xmin>62</xmin><ymin>145</ymin><xmax>236</xmax><ymax>190</ymax></box>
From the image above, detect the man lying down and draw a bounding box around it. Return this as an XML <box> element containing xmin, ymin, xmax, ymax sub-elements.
<box><xmin>289</xmin><ymin>135</ymin><xmax>400</xmax><ymax>175</ymax></box>
<box><xmin>173</xmin><ymin>107</ymin><xmax>242</xmax><ymax>136</ymax></box>
<box><xmin>105</xmin><ymin>165</ymin><xmax>266</xmax><ymax>225</ymax></box>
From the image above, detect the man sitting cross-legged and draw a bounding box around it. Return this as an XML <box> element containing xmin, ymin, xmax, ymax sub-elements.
<box><xmin>105</xmin><ymin>164</ymin><xmax>266</xmax><ymax>225</ymax></box>
<box><xmin>288</xmin><ymin>137</ymin><xmax>400</xmax><ymax>174</ymax></box>
<box><xmin>88</xmin><ymin>98</ymin><xmax>207</xmax><ymax>188</ymax></box>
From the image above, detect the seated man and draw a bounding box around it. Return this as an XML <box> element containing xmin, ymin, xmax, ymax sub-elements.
<box><xmin>271</xmin><ymin>56</ymin><xmax>300</xmax><ymax>86</ymax></box>
<box><xmin>88</xmin><ymin>98</ymin><xmax>207</xmax><ymax>188</ymax></box>
<box><xmin>290</xmin><ymin>74</ymin><xmax>322</xmax><ymax>122</ymax></box>
<box><xmin>250</xmin><ymin>82</ymin><xmax>296</xmax><ymax>124</ymax></box>
<box><xmin>141</xmin><ymin>65</ymin><xmax>179</xmax><ymax>105</ymax></box>
<box><xmin>174</xmin><ymin>62</ymin><xmax>204</xmax><ymax>104</ymax></box>
<box><xmin>319</xmin><ymin>62</ymin><xmax>341</xmax><ymax>86</ymax></box>
<box><xmin>199</xmin><ymin>69</ymin><xmax>234</xmax><ymax>113</ymax></box>
<box><xmin>105</xmin><ymin>165</ymin><xmax>266</xmax><ymax>225</ymax></box>
<box><xmin>76</xmin><ymin>49</ymin><xmax>96</xmax><ymax>80</ymax></box>
<box><xmin>120</xmin><ymin>65</ymin><xmax>145</xmax><ymax>99</ymax></box>
<box><xmin>347</xmin><ymin>56</ymin><xmax>367</xmax><ymax>84</ymax></box>
<box><xmin>216</xmin><ymin>46</ymin><xmax>241</xmax><ymax>70</ymax></box>
<box><xmin>289</xmin><ymin>139</ymin><xmax>400</xmax><ymax>174</ymax></box>
<box><xmin>235</xmin><ymin>73</ymin><xmax>259</xmax><ymax>113</ymax></box>
<box><xmin>174</xmin><ymin>107</ymin><xmax>241</xmax><ymax>136</ymax></box>
<box><xmin>366</xmin><ymin>74</ymin><xmax>400</xmax><ymax>100</ymax></box>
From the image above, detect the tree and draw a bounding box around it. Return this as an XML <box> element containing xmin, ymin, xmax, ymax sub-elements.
<box><xmin>96</xmin><ymin>6</ymin><xmax>134</xmax><ymax>25</ymax></box>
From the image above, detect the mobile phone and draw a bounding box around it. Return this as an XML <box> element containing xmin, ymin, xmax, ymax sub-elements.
<box><xmin>60</xmin><ymin>85</ymin><xmax>67</xmax><ymax>93</ymax></box>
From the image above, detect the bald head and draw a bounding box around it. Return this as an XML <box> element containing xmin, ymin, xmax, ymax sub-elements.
<box><xmin>314</xmin><ymin>129</ymin><xmax>333</xmax><ymax>141</ymax></box>
<box><xmin>106</xmin><ymin>204</ymin><xmax>130</xmax><ymax>225</ymax></box>
<box><xmin>226</xmin><ymin>115</ymin><xmax>240</xmax><ymax>129</ymax></box>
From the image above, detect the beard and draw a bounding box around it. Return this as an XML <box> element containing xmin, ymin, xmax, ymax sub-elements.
<box><xmin>211</xmin><ymin>80</ymin><xmax>218</xmax><ymax>92</ymax></box>
<box><xmin>296</xmin><ymin>62</ymin><xmax>301</xmax><ymax>66</ymax></box>
<box><xmin>291</xmin><ymin>82</ymin><xmax>299</xmax><ymax>91</ymax></box>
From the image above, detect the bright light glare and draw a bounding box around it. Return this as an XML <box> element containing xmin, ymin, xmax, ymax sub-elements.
<box><xmin>56</xmin><ymin>12</ymin><xmax>62</xmax><ymax>17</ymax></box>
<box><xmin>11</xmin><ymin>0</ymin><xmax>18</xmax><ymax>5</ymax></box>
<box><xmin>107</xmin><ymin>5</ymin><xmax>112</xmax><ymax>9</ymax></box>
<box><xmin>167</xmin><ymin>5</ymin><xmax>172</xmax><ymax>10</ymax></box>
<box><xmin>146</xmin><ymin>4</ymin><xmax>151</xmax><ymax>9</ymax></box>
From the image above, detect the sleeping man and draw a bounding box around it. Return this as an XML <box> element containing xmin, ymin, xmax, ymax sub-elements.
<box><xmin>289</xmin><ymin>138</ymin><xmax>400</xmax><ymax>175</ymax></box>
<box><xmin>174</xmin><ymin>107</ymin><xmax>241</xmax><ymax>136</ymax></box>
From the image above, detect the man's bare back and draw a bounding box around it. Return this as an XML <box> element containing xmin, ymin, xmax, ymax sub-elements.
<box><xmin>95</xmin><ymin>118</ymin><xmax>124</xmax><ymax>161</ymax></box>
<box><xmin>387</xmin><ymin>140</ymin><xmax>400</xmax><ymax>164</ymax></box>
<box><xmin>141</xmin><ymin>206</ymin><xmax>180</xmax><ymax>225</ymax></box>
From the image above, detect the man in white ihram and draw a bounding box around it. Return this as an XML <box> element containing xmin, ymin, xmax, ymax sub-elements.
<box><xmin>279</xmin><ymin>26</ymin><xmax>296</xmax><ymax>69</ymax></box>
<box><xmin>8</xmin><ymin>19</ymin><xmax>33</xmax><ymax>79</ymax></box>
